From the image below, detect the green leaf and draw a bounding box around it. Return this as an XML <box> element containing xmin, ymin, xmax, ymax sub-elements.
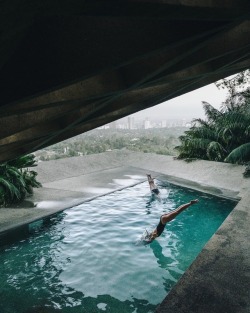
<box><xmin>7</xmin><ymin>154</ymin><xmax>37</xmax><ymax>169</ymax></box>
<box><xmin>225</xmin><ymin>143</ymin><xmax>250</xmax><ymax>164</ymax></box>
<box><xmin>0</xmin><ymin>177</ymin><xmax>22</xmax><ymax>201</ymax></box>
<box><xmin>207</xmin><ymin>141</ymin><xmax>226</xmax><ymax>161</ymax></box>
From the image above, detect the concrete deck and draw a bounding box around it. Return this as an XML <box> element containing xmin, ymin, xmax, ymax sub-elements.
<box><xmin>0</xmin><ymin>150</ymin><xmax>249</xmax><ymax>313</ymax></box>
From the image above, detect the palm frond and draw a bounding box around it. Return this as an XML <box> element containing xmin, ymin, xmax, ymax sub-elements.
<box><xmin>219</xmin><ymin>111</ymin><xmax>249</xmax><ymax>125</ymax></box>
<box><xmin>245</xmin><ymin>125</ymin><xmax>250</xmax><ymax>137</ymax></box>
<box><xmin>187</xmin><ymin>138</ymin><xmax>211</xmax><ymax>149</ymax></box>
<box><xmin>7</xmin><ymin>154</ymin><xmax>37</xmax><ymax>169</ymax></box>
<box><xmin>176</xmin><ymin>138</ymin><xmax>211</xmax><ymax>159</ymax></box>
<box><xmin>23</xmin><ymin>169</ymin><xmax>42</xmax><ymax>191</ymax></box>
<box><xmin>225</xmin><ymin>143</ymin><xmax>250</xmax><ymax>164</ymax></box>
<box><xmin>202</xmin><ymin>101</ymin><xmax>222</xmax><ymax>123</ymax></box>
<box><xmin>207</xmin><ymin>141</ymin><xmax>226</xmax><ymax>161</ymax></box>
<box><xmin>0</xmin><ymin>177</ymin><xmax>22</xmax><ymax>201</ymax></box>
<box><xmin>219</xmin><ymin>127</ymin><xmax>233</xmax><ymax>144</ymax></box>
<box><xmin>0</xmin><ymin>155</ymin><xmax>41</xmax><ymax>206</ymax></box>
<box><xmin>189</xmin><ymin>127</ymin><xmax>217</xmax><ymax>140</ymax></box>
<box><xmin>192</xmin><ymin>118</ymin><xmax>209</xmax><ymax>127</ymax></box>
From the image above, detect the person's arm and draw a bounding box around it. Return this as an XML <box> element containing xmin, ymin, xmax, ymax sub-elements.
<box><xmin>161</xmin><ymin>199</ymin><xmax>199</xmax><ymax>224</ymax></box>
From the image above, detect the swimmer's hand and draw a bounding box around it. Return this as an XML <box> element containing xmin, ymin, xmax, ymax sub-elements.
<box><xmin>145</xmin><ymin>230</ymin><xmax>158</xmax><ymax>242</ymax></box>
<box><xmin>144</xmin><ymin>230</ymin><xmax>151</xmax><ymax>240</ymax></box>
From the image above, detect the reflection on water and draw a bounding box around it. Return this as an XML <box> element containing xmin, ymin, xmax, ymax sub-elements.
<box><xmin>82</xmin><ymin>187</ymin><xmax>114</xmax><ymax>194</ymax></box>
<box><xmin>112</xmin><ymin>178</ymin><xmax>140</xmax><ymax>186</ymax></box>
<box><xmin>145</xmin><ymin>194</ymin><xmax>161</xmax><ymax>211</ymax></box>
<box><xmin>35</xmin><ymin>201</ymin><xmax>64</xmax><ymax>209</ymax></box>
<box><xmin>0</xmin><ymin>181</ymin><xmax>236</xmax><ymax>313</ymax></box>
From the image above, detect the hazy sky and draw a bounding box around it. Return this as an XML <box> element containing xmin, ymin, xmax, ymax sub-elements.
<box><xmin>131</xmin><ymin>83</ymin><xmax>229</xmax><ymax>121</ymax></box>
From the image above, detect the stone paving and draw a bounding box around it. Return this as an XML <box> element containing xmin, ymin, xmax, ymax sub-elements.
<box><xmin>0</xmin><ymin>150</ymin><xmax>249</xmax><ymax>313</ymax></box>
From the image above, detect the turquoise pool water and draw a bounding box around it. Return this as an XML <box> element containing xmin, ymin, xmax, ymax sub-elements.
<box><xmin>0</xmin><ymin>181</ymin><xmax>236</xmax><ymax>313</ymax></box>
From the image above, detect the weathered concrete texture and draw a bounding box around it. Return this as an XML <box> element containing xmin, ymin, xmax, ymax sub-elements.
<box><xmin>1</xmin><ymin>1</ymin><xmax>250</xmax><ymax>163</ymax></box>
<box><xmin>0</xmin><ymin>164</ymin><xmax>148</xmax><ymax>233</ymax></box>
<box><xmin>122</xmin><ymin>151</ymin><xmax>246</xmax><ymax>198</ymax></box>
<box><xmin>36</xmin><ymin>150</ymin><xmax>247</xmax><ymax>198</ymax></box>
<box><xmin>35</xmin><ymin>151</ymin><xmax>130</xmax><ymax>183</ymax></box>
<box><xmin>155</xmin><ymin>200</ymin><xmax>250</xmax><ymax>313</ymax></box>
<box><xmin>0</xmin><ymin>150</ymin><xmax>249</xmax><ymax>313</ymax></box>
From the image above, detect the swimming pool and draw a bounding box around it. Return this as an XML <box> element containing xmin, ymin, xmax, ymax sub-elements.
<box><xmin>0</xmin><ymin>181</ymin><xmax>236</xmax><ymax>313</ymax></box>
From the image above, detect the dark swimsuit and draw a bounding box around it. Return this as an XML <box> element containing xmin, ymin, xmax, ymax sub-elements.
<box><xmin>152</xmin><ymin>188</ymin><xmax>160</xmax><ymax>195</ymax></box>
<box><xmin>156</xmin><ymin>216</ymin><xmax>165</xmax><ymax>236</ymax></box>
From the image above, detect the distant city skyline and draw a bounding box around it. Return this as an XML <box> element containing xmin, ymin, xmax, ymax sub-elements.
<box><xmin>110</xmin><ymin>82</ymin><xmax>229</xmax><ymax>129</ymax></box>
<box><xmin>106</xmin><ymin>115</ymin><xmax>191</xmax><ymax>130</ymax></box>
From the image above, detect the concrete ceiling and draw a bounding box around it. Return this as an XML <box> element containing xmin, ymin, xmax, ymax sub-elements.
<box><xmin>0</xmin><ymin>0</ymin><xmax>250</xmax><ymax>163</ymax></box>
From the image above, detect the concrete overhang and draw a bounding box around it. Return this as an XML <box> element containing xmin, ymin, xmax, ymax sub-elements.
<box><xmin>0</xmin><ymin>0</ymin><xmax>250</xmax><ymax>162</ymax></box>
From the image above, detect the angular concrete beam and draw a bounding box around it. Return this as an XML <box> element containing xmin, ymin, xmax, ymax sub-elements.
<box><xmin>0</xmin><ymin>59</ymin><xmax>244</xmax><ymax>163</ymax></box>
<box><xmin>0</xmin><ymin>16</ymin><xmax>226</xmax><ymax>105</ymax></box>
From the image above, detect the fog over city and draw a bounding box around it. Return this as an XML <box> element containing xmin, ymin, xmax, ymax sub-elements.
<box><xmin>39</xmin><ymin>77</ymin><xmax>243</xmax><ymax>161</ymax></box>
<box><xmin>130</xmin><ymin>82</ymin><xmax>228</xmax><ymax>121</ymax></box>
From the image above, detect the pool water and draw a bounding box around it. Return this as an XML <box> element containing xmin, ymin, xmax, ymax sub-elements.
<box><xmin>0</xmin><ymin>181</ymin><xmax>236</xmax><ymax>313</ymax></box>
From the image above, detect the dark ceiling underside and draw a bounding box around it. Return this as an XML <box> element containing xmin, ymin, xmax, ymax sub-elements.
<box><xmin>0</xmin><ymin>0</ymin><xmax>250</xmax><ymax>162</ymax></box>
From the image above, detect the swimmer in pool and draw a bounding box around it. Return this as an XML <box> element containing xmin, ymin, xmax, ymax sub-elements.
<box><xmin>147</xmin><ymin>174</ymin><xmax>160</xmax><ymax>196</ymax></box>
<box><xmin>144</xmin><ymin>199</ymin><xmax>199</xmax><ymax>243</ymax></box>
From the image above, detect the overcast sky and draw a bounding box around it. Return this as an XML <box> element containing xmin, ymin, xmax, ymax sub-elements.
<box><xmin>131</xmin><ymin>82</ymin><xmax>229</xmax><ymax>121</ymax></box>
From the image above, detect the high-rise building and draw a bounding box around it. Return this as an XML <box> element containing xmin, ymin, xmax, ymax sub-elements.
<box><xmin>144</xmin><ymin>118</ymin><xmax>151</xmax><ymax>129</ymax></box>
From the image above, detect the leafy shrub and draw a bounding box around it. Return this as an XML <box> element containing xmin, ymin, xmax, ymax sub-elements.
<box><xmin>243</xmin><ymin>163</ymin><xmax>250</xmax><ymax>178</ymax></box>
<box><xmin>0</xmin><ymin>154</ymin><xmax>42</xmax><ymax>207</ymax></box>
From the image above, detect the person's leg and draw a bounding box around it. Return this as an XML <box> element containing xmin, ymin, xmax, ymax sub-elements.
<box><xmin>161</xmin><ymin>199</ymin><xmax>198</xmax><ymax>224</ymax></box>
<box><xmin>147</xmin><ymin>174</ymin><xmax>153</xmax><ymax>192</ymax></box>
<box><xmin>146</xmin><ymin>174</ymin><xmax>152</xmax><ymax>182</ymax></box>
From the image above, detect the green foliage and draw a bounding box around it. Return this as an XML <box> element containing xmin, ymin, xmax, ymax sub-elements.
<box><xmin>6</xmin><ymin>154</ymin><xmax>37</xmax><ymax>168</ymax></box>
<box><xmin>0</xmin><ymin>154</ymin><xmax>42</xmax><ymax>207</ymax></box>
<box><xmin>225</xmin><ymin>143</ymin><xmax>250</xmax><ymax>164</ymax></box>
<box><xmin>207</xmin><ymin>141</ymin><xmax>226</xmax><ymax>162</ymax></box>
<box><xmin>215</xmin><ymin>70</ymin><xmax>250</xmax><ymax>100</ymax></box>
<box><xmin>176</xmin><ymin>78</ymin><xmax>250</xmax><ymax>170</ymax></box>
<box><xmin>243</xmin><ymin>163</ymin><xmax>250</xmax><ymax>178</ymax></box>
<box><xmin>37</xmin><ymin>128</ymin><xmax>185</xmax><ymax>161</ymax></box>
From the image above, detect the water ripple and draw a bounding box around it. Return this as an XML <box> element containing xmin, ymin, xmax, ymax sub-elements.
<box><xmin>0</xmin><ymin>181</ymin><xmax>235</xmax><ymax>313</ymax></box>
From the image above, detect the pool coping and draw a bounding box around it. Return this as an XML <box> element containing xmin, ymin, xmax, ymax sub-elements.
<box><xmin>154</xmin><ymin>180</ymin><xmax>249</xmax><ymax>313</ymax></box>
<box><xmin>0</xmin><ymin>166</ymin><xmax>150</xmax><ymax>236</ymax></box>
<box><xmin>0</xmin><ymin>151</ymin><xmax>249</xmax><ymax>313</ymax></box>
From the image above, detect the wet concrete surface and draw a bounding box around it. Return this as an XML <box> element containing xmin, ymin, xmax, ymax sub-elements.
<box><xmin>0</xmin><ymin>151</ymin><xmax>249</xmax><ymax>313</ymax></box>
<box><xmin>0</xmin><ymin>165</ymin><xmax>149</xmax><ymax>234</ymax></box>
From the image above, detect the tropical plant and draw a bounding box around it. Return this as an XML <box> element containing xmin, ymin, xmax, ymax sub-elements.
<box><xmin>225</xmin><ymin>143</ymin><xmax>250</xmax><ymax>164</ymax></box>
<box><xmin>0</xmin><ymin>154</ymin><xmax>42</xmax><ymax>207</ymax></box>
<box><xmin>243</xmin><ymin>163</ymin><xmax>250</xmax><ymax>178</ymax></box>
<box><xmin>6</xmin><ymin>154</ymin><xmax>38</xmax><ymax>168</ymax></box>
<box><xmin>175</xmin><ymin>87</ymin><xmax>250</xmax><ymax>168</ymax></box>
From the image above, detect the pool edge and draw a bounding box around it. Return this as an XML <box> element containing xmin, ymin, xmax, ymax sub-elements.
<box><xmin>0</xmin><ymin>152</ymin><xmax>249</xmax><ymax>313</ymax></box>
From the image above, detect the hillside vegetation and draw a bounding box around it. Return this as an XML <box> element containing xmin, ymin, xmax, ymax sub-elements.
<box><xmin>36</xmin><ymin>127</ymin><xmax>186</xmax><ymax>161</ymax></box>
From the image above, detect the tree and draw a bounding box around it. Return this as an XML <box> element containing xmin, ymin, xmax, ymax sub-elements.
<box><xmin>0</xmin><ymin>154</ymin><xmax>42</xmax><ymax>207</ymax></box>
<box><xmin>176</xmin><ymin>70</ymin><xmax>250</xmax><ymax>169</ymax></box>
<box><xmin>215</xmin><ymin>70</ymin><xmax>250</xmax><ymax>101</ymax></box>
